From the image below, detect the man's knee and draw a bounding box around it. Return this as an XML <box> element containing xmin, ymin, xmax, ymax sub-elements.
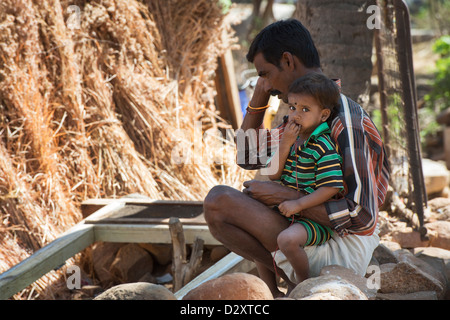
<box><xmin>203</xmin><ymin>185</ymin><xmax>236</xmax><ymax>223</ymax></box>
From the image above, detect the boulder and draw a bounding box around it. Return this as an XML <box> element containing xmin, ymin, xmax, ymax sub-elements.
<box><xmin>182</xmin><ymin>273</ymin><xmax>273</xmax><ymax>300</ymax></box>
<box><xmin>288</xmin><ymin>274</ymin><xmax>368</xmax><ymax>300</ymax></box>
<box><xmin>372</xmin><ymin>243</ymin><xmax>398</xmax><ymax>264</ymax></box>
<box><xmin>379</xmin><ymin>253</ymin><xmax>445</xmax><ymax>299</ymax></box>
<box><xmin>138</xmin><ymin>243</ymin><xmax>172</xmax><ymax>265</ymax></box>
<box><xmin>319</xmin><ymin>265</ymin><xmax>377</xmax><ymax>299</ymax></box>
<box><xmin>94</xmin><ymin>282</ymin><xmax>176</xmax><ymax>300</ymax></box>
<box><xmin>376</xmin><ymin>291</ymin><xmax>438</xmax><ymax>300</ymax></box>
<box><xmin>413</xmin><ymin>246</ymin><xmax>450</xmax><ymax>299</ymax></box>
<box><xmin>391</xmin><ymin>227</ymin><xmax>430</xmax><ymax>248</ymax></box>
<box><xmin>109</xmin><ymin>243</ymin><xmax>154</xmax><ymax>283</ymax></box>
<box><xmin>425</xmin><ymin>221</ymin><xmax>450</xmax><ymax>251</ymax></box>
<box><xmin>91</xmin><ymin>242</ymin><xmax>124</xmax><ymax>285</ymax></box>
<box><xmin>426</xmin><ymin>197</ymin><xmax>450</xmax><ymax>222</ymax></box>
<box><xmin>422</xmin><ymin>159</ymin><xmax>449</xmax><ymax>196</ymax></box>
<box><xmin>210</xmin><ymin>246</ymin><xmax>230</xmax><ymax>262</ymax></box>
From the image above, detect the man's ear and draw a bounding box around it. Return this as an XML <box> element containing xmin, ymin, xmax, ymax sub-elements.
<box><xmin>321</xmin><ymin>109</ymin><xmax>331</xmax><ymax>122</ymax></box>
<box><xmin>281</xmin><ymin>52</ymin><xmax>295</xmax><ymax>71</ymax></box>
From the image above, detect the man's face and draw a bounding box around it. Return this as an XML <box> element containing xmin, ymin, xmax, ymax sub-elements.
<box><xmin>253</xmin><ymin>52</ymin><xmax>296</xmax><ymax>103</ymax></box>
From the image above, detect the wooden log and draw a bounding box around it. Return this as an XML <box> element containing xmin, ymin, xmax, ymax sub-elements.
<box><xmin>169</xmin><ymin>217</ymin><xmax>204</xmax><ymax>292</ymax></box>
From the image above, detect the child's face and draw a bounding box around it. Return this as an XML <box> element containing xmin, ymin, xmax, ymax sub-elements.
<box><xmin>287</xmin><ymin>93</ymin><xmax>331</xmax><ymax>137</ymax></box>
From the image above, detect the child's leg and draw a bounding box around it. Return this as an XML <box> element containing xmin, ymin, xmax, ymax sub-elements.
<box><xmin>277</xmin><ymin>223</ymin><xmax>310</xmax><ymax>283</ymax></box>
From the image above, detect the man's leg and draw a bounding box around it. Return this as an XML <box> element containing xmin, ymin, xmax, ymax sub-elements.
<box><xmin>204</xmin><ymin>185</ymin><xmax>294</xmax><ymax>295</ymax></box>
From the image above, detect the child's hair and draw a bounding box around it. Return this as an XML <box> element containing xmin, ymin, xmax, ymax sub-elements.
<box><xmin>288</xmin><ymin>73</ymin><xmax>340</xmax><ymax>124</ymax></box>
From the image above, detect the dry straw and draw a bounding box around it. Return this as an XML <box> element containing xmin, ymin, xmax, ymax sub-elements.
<box><xmin>0</xmin><ymin>0</ymin><xmax>252</xmax><ymax>299</ymax></box>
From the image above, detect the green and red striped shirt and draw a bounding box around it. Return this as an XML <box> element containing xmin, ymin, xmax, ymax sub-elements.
<box><xmin>278</xmin><ymin>122</ymin><xmax>344</xmax><ymax>195</ymax></box>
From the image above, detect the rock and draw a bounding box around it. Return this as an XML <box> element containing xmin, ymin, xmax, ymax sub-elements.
<box><xmin>182</xmin><ymin>273</ymin><xmax>273</xmax><ymax>300</ymax></box>
<box><xmin>138</xmin><ymin>243</ymin><xmax>172</xmax><ymax>265</ymax></box>
<box><xmin>422</xmin><ymin>159</ymin><xmax>449</xmax><ymax>196</ymax></box>
<box><xmin>425</xmin><ymin>221</ymin><xmax>450</xmax><ymax>251</ymax></box>
<box><xmin>427</xmin><ymin>197</ymin><xmax>450</xmax><ymax>222</ymax></box>
<box><xmin>376</xmin><ymin>291</ymin><xmax>438</xmax><ymax>300</ymax></box>
<box><xmin>395</xmin><ymin>250</ymin><xmax>447</xmax><ymax>287</ymax></box>
<box><xmin>91</xmin><ymin>242</ymin><xmax>124</xmax><ymax>285</ymax></box>
<box><xmin>413</xmin><ymin>246</ymin><xmax>450</xmax><ymax>299</ymax></box>
<box><xmin>319</xmin><ymin>265</ymin><xmax>377</xmax><ymax>299</ymax></box>
<box><xmin>94</xmin><ymin>282</ymin><xmax>176</xmax><ymax>300</ymax></box>
<box><xmin>391</xmin><ymin>227</ymin><xmax>430</xmax><ymax>248</ymax></box>
<box><xmin>81</xmin><ymin>285</ymin><xmax>103</xmax><ymax>297</ymax></box>
<box><xmin>210</xmin><ymin>246</ymin><xmax>230</xmax><ymax>262</ymax></box>
<box><xmin>288</xmin><ymin>274</ymin><xmax>368</xmax><ymax>300</ymax></box>
<box><xmin>300</xmin><ymin>292</ymin><xmax>342</xmax><ymax>300</ymax></box>
<box><xmin>109</xmin><ymin>243</ymin><xmax>154</xmax><ymax>283</ymax></box>
<box><xmin>372</xmin><ymin>243</ymin><xmax>398</xmax><ymax>264</ymax></box>
<box><xmin>428</xmin><ymin>197</ymin><xmax>450</xmax><ymax>213</ymax></box>
<box><xmin>380</xmin><ymin>240</ymin><xmax>402</xmax><ymax>252</ymax></box>
<box><xmin>379</xmin><ymin>254</ymin><xmax>445</xmax><ymax>298</ymax></box>
<box><xmin>378</xmin><ymin>212</ymin><xmax>395</xmax><ymax>237</ymax></box>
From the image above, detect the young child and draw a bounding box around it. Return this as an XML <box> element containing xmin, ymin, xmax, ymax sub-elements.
<box><xmin>267</xmin><ymin>72</ymin><xmax>344</xmax><ymax>283</ymax></box>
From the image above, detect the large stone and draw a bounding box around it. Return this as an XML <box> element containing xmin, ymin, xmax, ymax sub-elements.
<box><xmin>372</xmin><ymin>243</ymin><xmax>398</xmax><ymax>264</ymax></box>
<box><xmin>319</xmin><ymin>265</ymin><xmax>377</xmax><ymax>299</ymax></box>
<box><xmin>182</xmin><ymin>273</ymin><xmax>273</xmax><ymax>300</ymax></box>
<box><xmin>379</xmin><ymin>253</ymin><xmax>445</xmax><ymax>299</ymax></box>
<box><xmin>422</xmin><ymin>159</ymin><xmax>449</xmax><ymax>195</ymax></box>
<box><xmin>91</xmin><ymin>242</ymin><xmax>124</xmax><ymax>285</ymax></box>
<box><xmin>376</xmin><ymin>291</ymin><xmax>438</xmax><ymax>300</ymax></box>
<box><xmin>288</xmin><ymin>274</ymin><xmax>368</xmax><ymax>300</ymax></box>
<box><xmin>94</xmin><ymin>282</ymin><xmax>176</xmax><ymax>300</ymax></box>
<box><xmin>426</xmin><ymin>197</ymin><xmax>450</xmax><ymax>222</ymax></box>
<box><xmin>138</xmin><ymin>243</ymin><xmax>172</xmax><ymax>265</ymax></box>
<box><xmin>413</xmin><ymin>246</ymin><xmax>450</xmax><ymax>299</ymax></box>
<box><xmin>109</xmin><ymin>243</ymin><xmax>154</xmax><ymax>283</ymax></box>
<box><xmin>425</xmin><ymin>221</ymin><xmax>450</xmax><ymax>251</ymax></box>
<box><xmin>391</xmin><ymin>227</ymin><xmax>430</xmax><ymax>248</ymax></box>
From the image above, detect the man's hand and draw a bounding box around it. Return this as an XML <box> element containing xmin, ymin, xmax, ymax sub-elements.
<box><xmin>242</xmin><ymin>180</ymin><xmax>300</xmax><ymax>206</ymax></box>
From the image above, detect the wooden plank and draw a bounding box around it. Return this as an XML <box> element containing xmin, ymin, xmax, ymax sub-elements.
<box><xmin>81</xmin><ymin>198</ymin><xmax>203</xmax><ymax>219</ymax></box>
<box><xmin>214</xmin><ymin>48</ymin><xmax>243</xmax><ymax>129</ymax></box>
<box><xmin>0</xmin><ymin>223</ymin><xmax>94</xmax><ymax>300</ymax></box>
<box><xmin>174</xmin><ymin>252</ymin><xmax>255</xmax><ymax>300</ymax></box>
<box><xmin>0</xmin><ymin>201</ymin><xmax>125</xmax><ymax>300</ymax></box>
<box><xmin>93</xmin><ymin>223</ymin><xmax>221</xmax><ymax>245</ymax></box>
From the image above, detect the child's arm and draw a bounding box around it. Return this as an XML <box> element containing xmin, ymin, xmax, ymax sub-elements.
<box><xmin>268</xmin><ymin>120</ymin><xmax>301</xmax><ymax>181</ymax></box>
<box><xmin>278</xmin><ymin>186</ymin><xmax>339</xmax><ymax>217</ymax></box>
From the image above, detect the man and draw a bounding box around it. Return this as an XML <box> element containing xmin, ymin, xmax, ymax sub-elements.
<box><xmin>204</xmin><ymin>19</ymin><xmax>389</xmax><ymax>297</ymax></box>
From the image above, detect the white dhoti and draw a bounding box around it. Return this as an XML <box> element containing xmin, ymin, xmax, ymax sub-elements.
<box><xmin>272</xmin><ymin>226</ymin><xmax>380</xmax><ymax>283</ymax></box>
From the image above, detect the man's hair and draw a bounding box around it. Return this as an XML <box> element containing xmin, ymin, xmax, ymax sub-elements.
<box><xmin>246</xmin><ymin>19</ymin><xmax>320</xmax><ymax>69</ymax></box>
<box><xmin>288</xmin><ymin>73</ymin><xmax>340</xmax><ymax>120</ymax></box>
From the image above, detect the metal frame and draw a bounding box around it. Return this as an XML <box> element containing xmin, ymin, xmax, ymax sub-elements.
<box><xmin>375</xmin><ymin>0</ymin><xmax>427</xmax><ymax>235</ymax></box>
<box><xmin>0</xmin><ymin>200</ymin><xmax>253</xmax><ymax>300</ymax></box>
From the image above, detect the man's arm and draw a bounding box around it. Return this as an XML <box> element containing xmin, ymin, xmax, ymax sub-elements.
<box><xmin>241</xmin><ymin>78</ymin><xmax>270</xmax><ymax>131</ymax></box>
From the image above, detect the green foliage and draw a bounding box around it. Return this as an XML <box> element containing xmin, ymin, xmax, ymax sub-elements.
<box><xmin>424</xmin><ymin>36</ymin><xmax>450</xmax><ymax>112</ymax></box>
<box><xmin>218</xmin><ymin>0</ymin><xmax>232</xmax><ymax>14</ymax></box>
<box><xmin>417</xmin><ymin>36</ymin><xmax>450</xmax><ymax>148</ymax></box>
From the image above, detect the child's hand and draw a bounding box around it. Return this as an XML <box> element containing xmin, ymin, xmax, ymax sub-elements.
<box><xmin>278</xmin><ymin>199</ymin><xmax>302</xmax><ymax>217</ymax></box>
<box><xmin>281</xmin><ymin>120</ymin><xmax>301</xmax><ymax>147</ymax></box>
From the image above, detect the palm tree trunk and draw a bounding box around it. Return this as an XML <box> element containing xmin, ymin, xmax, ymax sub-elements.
<box><xmin>294</xmin><ymin>0</ymin><xmax>376</xmax><ymax>106</ymax></box>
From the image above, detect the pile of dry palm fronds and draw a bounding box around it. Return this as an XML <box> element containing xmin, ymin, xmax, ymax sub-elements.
<box><xmin>0</xmin><ymin>0</ymin><xmax>251</xmax><ymax>299</ymax></box>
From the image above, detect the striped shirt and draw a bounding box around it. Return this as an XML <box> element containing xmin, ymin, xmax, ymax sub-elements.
<box><xmin>237</xmin><ymin>93</ymin><xmax>390</xmax><ymax>237</ymax></box>
<box><xmin>277</xmin><ymin>122</ymin><xmax>344</xmax><ymax>195</ymax></box>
